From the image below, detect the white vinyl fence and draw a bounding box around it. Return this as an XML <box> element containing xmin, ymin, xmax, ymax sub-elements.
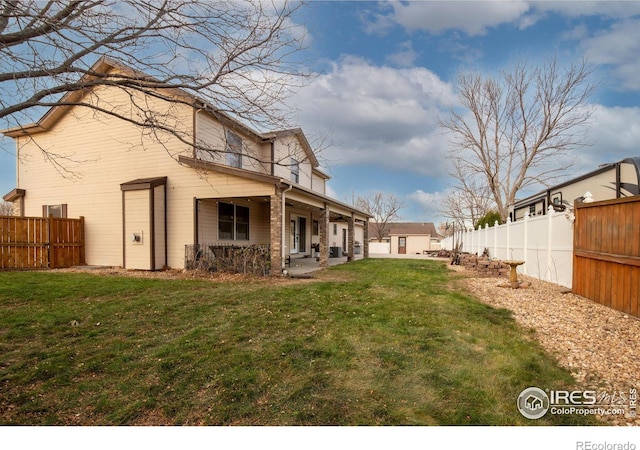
<box><xmin>441</xmin><ymin>206</ymin><xmax>575</xmax><ymax>287</ymax></box>
<box><xmin>369</xmin><ymin>241</ymin><xmax>391</xmax><ymax>254</ymax></box>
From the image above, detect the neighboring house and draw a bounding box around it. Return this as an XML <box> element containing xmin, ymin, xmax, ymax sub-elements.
<box><xmin>509</xmin><ymin>157</ymin><xmax>640</xmax><ymax>221</ymax></box>
<box><xmin>368</xmin><ymin>222</ymin><xmax>441</xmax><ymax>254</ymax></box>
<box><xmin>2</xmin><ymin>57</ymin><xmax>370</xmax><ymax>272</ymax></box>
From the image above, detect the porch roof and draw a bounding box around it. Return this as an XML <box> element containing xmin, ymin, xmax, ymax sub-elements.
<box><xmin>179</xmin><ymin>155</ymin><xmax>372</xmax><ymax>221</ymax></box>
<box><xmin>2</xmin><ymin>188</ymin><xmax>25</xmax><ymax>202</ymax></box>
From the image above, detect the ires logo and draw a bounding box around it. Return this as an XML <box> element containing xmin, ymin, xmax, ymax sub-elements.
<box><xmin>548</xmin><ymin>390</ymin><xmax>597</xmax><ymax>405</ymax></box>
<box><xmin>516</xmin><ymin>387</ymin><xmax>629</xmax><ymax>420</ymax></box>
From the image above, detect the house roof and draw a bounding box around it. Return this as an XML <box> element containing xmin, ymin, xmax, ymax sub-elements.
<box><xmin>261</xmin><ymin>128</ymin><xmax>319</xmax><ymax>168</ymax></box>
<box><xmin>120</xmin><ymin>176</ymin><xmax>168</xmax><ymax>191</ymax></box>
<box><xmin>369</xmin><ymin>222</ymin><xmax>440</xmax><ymax>238</ymax></box>
<box><xmin>178</xmin><ymin>156</ymin><xmax>372</xmax><ymax>220</ymax></box>
<box><xmin>2</xmin><ymin>188</ymin><xmax>25</xmax><ymax>202</ymax></box>
<box><xmin>1</xmin><ymin>57</ymin><xmax>163</xmax><ymax>138</ymax></box>
<box><xmin>1</xmin><ymin>57</ymin><xmax>322</xmax><ymax>169</ymax></box>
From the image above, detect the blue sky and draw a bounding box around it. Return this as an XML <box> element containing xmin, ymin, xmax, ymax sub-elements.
<box><xmin>289</xmin><ymin>0</ymin><xmax>640</xmax><ymax>224</ymax></box>
<box><xmin>3</xmin><ymin>1</ymin><xmax>640</xmax><ymax>226</ymax></box>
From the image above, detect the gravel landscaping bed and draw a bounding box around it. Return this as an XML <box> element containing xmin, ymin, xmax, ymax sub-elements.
<box><xmin>450</xmin><ymin>265</ymin><xmax>640</xmax><ymax>426</ymax></box>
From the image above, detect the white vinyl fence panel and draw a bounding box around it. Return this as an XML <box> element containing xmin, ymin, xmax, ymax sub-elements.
<box><xmin>442</xmin><ymin>206</ymin><xmax>575</xmax><ymax>287</ymax></box>
<box><xmin>369</xmin><ymin>242</ymin><xmax>391</xmax><ymax>254</ymax></box>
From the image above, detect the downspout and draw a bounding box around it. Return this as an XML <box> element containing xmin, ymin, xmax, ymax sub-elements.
<box><xmin>270</xmin><ymin>141</ymin><xmax>275</xmax><ymax>176</ymax></box>
<box><xmin>281</xmin><ymin>181</ymin><xmax>293</xmax><ymax>271</ymax></box>
<box><xmin>193</xmin><ymin>107</ymin><xmax>204</xmax><ymax>159</ymax></box>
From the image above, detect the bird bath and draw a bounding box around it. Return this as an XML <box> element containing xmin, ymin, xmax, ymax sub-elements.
<box><xmin>503</xmin><ymin>260</ymin><xmax>525</xmax><ymax>288</ymax></box>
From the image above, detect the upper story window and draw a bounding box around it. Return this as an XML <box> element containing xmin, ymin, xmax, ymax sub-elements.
<box><xmin>226</xmin><ymin>130</ymin><xmax>242</xmax><ymax>169</ymax></box>
<box><xmin>291</xmin><ymin>158</ymin><xmax>300</xmax><ymax>183</ymax></box>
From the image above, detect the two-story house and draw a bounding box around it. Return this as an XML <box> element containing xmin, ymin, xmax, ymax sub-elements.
<box><xmin>2</xmin><ymin>57</ymin><xmax>370</xmax><ymax>272</ymax></box>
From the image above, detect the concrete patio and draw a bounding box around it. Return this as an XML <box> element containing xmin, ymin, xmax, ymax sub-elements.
<box><xmin>285</xmin><ymin>254</ymin><xmax>364</xmax><ymax>276</ymax></box>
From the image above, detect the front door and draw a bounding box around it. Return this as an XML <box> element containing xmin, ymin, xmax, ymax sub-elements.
<box><xmin>398</xmin><ymin>236</ymin><xmax>407</xmax><ymax>254</ymax></box>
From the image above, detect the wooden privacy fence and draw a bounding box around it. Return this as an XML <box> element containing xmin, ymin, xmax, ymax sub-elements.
<box><xmin>0</xmin><ymin>215</ymin><xmax>85</xmax><ymax>269</ymax></box>
<box><xmin>573</xmin><ymin>197</ymin><xmax>640</xmax><ymax>318</ymax></box>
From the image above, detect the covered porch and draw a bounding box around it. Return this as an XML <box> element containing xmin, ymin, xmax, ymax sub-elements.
<box><xmin>191</xmin><ymin>184</ymin><xmax>370</xmax><ymax>275</ymax></box>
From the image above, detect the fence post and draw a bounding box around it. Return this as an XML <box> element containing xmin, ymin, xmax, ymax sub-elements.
<box><xmin>493</xmin><ymin>220</ymin><xmax>498</xmax><ymax>258</ymax></box>
<box><xmin>472</xmin><ymin>227</ymin><xmax>476</xmax><ymax>255</ymax></box>
<box><xmin>47</xmin><ymin>214</ymin><xmax>54</xmax><ymax>269</ymax></box>
<box><xmin>546</xmin><ymin>205</ymin><xmax>554</xmax><ymax>282</ymax></box>
<box><xmin>523</xmin><ymin>211</ymin><xmax>529</xmax><ymax>276</ymax></box>
<box><xmin>506</xmin><ymin>217</ymin><xmax>511</xmax><ymax>260</ymax></box>
<box><xmin>483</xmin><ymin>224</ymin><xmax>488</xmax><ymax>254</ymax></box>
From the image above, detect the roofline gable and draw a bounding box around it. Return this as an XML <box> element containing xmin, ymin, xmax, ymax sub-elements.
<box><xmin>261</xmin><ymin>128</ymin><xmax>319</xmax><ymax>168</ymax></box>
<box><xmin>2</xmin><ymin>57</ymin><xmax>325</xmax><ymax>170</ymax></box>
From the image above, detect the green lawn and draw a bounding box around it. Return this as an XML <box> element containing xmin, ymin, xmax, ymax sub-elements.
<box><xmin>0</xmin><ymin>259</ymin><xmax>595</xmax><ymax>425</ymax></box>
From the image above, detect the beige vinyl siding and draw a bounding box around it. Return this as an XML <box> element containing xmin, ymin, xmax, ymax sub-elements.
<box><xmin>16</xmin><ymin>83</ymin><xmax>275</xmax><ymax>269</ymax></box>
<box><xmin>311</xmin><ymin>172</ymin><xmax>326</xmax><ymax>195</ymax></box>
<box><xmin>194</xmin><ymin>112</ymin><xmax>224</xmax><ymax>164</ymax></box>
<box><xmin>272</xmin><ymin>135</ymin><xmax>312</xmax><ymax>189</ymax></box>
<box><xmin>194</xmin><ymin>112</ymin><xmax>270</xmax><ymax>174</ymax></box>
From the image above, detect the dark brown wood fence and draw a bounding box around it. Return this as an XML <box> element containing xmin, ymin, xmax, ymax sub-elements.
<box><xmin>573</xmin><ymin>197</ymin><xmax>640</xmax><ymax>318</ymax></box>
<box><xmin>0</xmin><ymin>215</ymin><xmax>85</xmax><ymax>269</ymax></box>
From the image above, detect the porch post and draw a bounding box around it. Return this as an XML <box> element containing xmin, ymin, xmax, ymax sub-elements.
<box><xmin>363</xmin><ymin>219</ymin><xmax>369</xmax><ymax>259</ymax></box>
<box><xmin>319</xmin><ymin>203</ymin><xmax>329</xmax><ymax>267</ymax></box>
<box><xmin>270</xmin><ymin>187</ymin><xmax>283</xmax><ymax>274</ymax></box>
<box><xmin>347</xmin><ymin>214</ymin><xmax>355</xmax><ymax>261</ymax></box>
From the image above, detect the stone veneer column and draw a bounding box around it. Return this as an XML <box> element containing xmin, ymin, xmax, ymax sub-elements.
<box><xmin>270</xmin><ymin>188</ymin><xmax>283</xmax><ymax>274</ymax></box>
<box><xmin>319</xmin><ymin>203</ymin><xmax>329</xmax><ymax>267</ymax></box>
<box><xmin>347</xmin><ymin>215</ymin><xmax>355</xmax><ymax>261</ymax></box>
<box><xmin>363</xmin><ymin>220</ymin><xmax>369</xmax><ymax>258</ymax></box>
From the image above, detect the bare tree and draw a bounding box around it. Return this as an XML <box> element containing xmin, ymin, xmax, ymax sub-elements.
<box><xmin>0</xmin><ymin>0</ymin><xmax>309</xmax><ymax>169</ymax></box>
<box><xmin>438</xmin><ymin>160</ymin><xmax>495</xmax><ymax>229</ymax></box>
<box><xmin>439</xmin><ymin>186</ymin><xmax>492</xmax><ymax>231</ymax></box>
<box><xmin>0</xmin><ymin>201</ymin><xmax>13</xmax><ymax>215</ymax></box>
<box><xmin>440</xmin><ymin>56</ymin><xmax>596</xmax><ymax>221</ymax></box>
<box><xmin>355</xmin><ymin>192</ymin><xmax>405</xmax><ymax>242</ymax></box>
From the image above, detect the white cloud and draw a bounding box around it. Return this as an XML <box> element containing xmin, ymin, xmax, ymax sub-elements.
<box><xmin>580</xmin><ymin>104</ymin><xmax>640</xmax><ymax>167</ymax></box>
<box><xmin>578</xmin><ymin>19</ymin><xmax>640</xmax><ymax>91</ymax></box>
<box><xmin>386</xmin><ymin>41</ymin><xmax>418</xmax><ymax>68</ymax></box>
<box><xmin>365</xmin><ymin>1</ymin><xmax>640</xmax><ymax>37</ymax></box>
<box><xmin>407</xmin><ymin>189</ymin><xmax>450</xmax><ymax>224</ymax></box>
<box><xmin>408</xmin><ymin>189</ymin><xmax>447</xmax><ymax>211</ymax></box>
<box><xmin>293</xmin><ymin>56</ymin><xmax>454</xmax><ymax>176</ymax></box>
<box><xmin>366</xmin><ymin>1</ymin><xmax>531</xmax><ymax>36</ymax></box>
<box><xmin>535</xmin><ymin>1</ymin><xmax>640</xmax><ymax>19</ymax></box>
